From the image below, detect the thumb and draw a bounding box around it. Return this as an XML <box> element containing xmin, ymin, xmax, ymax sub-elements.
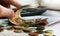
<box><xmin>0</xmin><ymin>5</ymin><xmax>15</xmax><ymax>18</ymax></box>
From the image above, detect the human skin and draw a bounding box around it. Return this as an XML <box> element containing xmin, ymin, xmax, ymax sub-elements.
<box><xmin>0</xmin><ymin>0</ymin><xmax>22</xmax><ymax>18</ymax></box>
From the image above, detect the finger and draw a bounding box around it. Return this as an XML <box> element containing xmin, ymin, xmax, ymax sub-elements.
<box><xmin>0</xmin><ymin>5</ymin><xmax>15</xmax><ymax>18</ymax></box>
<box><xmin>5</xmin><ymin>9</ymin><xmax>15</xmax><ymax>18</ymax></box>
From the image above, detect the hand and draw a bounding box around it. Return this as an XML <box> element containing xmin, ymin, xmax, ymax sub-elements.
<box><xmin>0</xmin><ymin>0</ymin><xmax>22</xmax><ymax>18</ymax></box>
<box><xmin>0</xmin><ymin>5</ymin><xmax>14</xmax><ymax>18</ymax></box>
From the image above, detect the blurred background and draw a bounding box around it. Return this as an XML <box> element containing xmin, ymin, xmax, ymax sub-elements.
<box><xmin>11</xmin><ymin>0</ymin><xmax>60</xmax><ymax>10</ymax></box>
<box><xmin>11</xmin><ymin>0</ymin><xmax>60</xmax><ymax>17</ymax></box>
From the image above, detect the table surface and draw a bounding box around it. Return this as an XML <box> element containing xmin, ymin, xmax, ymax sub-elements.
<box><xmin>0</xmin><ymin>16</ymin><xmax>60</xmax><ymax>36</ymax></box>
<box><xmin>42</xmin><ymin>10</ymin><xmax>60</xmax><ymax>17</ymax></box>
